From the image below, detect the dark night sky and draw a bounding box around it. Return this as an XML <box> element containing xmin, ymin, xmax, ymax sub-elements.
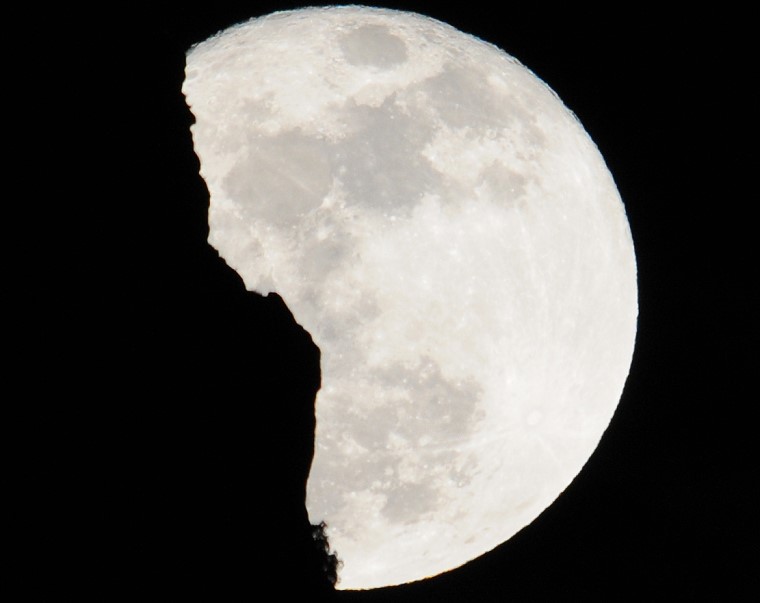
<box><xmin>27</xmin><ymin>2</ymin><xmax>754</xmax><ymax>601</ymax></box>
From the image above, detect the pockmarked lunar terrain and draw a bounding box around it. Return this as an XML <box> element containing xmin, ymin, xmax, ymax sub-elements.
<box><xmin>183</xmin><ymin>6</ymin><xmax>637</xmax><ymax>590</ymax></box>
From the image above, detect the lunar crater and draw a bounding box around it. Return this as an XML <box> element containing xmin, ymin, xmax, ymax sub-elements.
<box><xmin>339</xmin><ymin>24</ymin><xmax>408</xmax><ymax>68</ymax></box>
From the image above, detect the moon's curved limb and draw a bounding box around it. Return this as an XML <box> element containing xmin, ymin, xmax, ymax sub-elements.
<box><xmin>184</xmin><ymin>6</ymin><xmax>637</xmax><ymax>590</ymax></box>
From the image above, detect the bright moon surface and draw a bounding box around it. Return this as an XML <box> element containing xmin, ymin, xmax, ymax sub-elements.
<box><xmin>183</xmin><ymin>6</ymin><xmax>637</xmax><ymax>591</ymax></box>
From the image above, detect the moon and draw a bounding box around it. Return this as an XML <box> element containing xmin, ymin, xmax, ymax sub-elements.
<box><xmin>182</xmin><ymin>6</ymin><xmax>637</xmax><ymax>591</ymax></box>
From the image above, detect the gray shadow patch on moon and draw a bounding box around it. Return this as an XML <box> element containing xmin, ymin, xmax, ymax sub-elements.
<box><xmin>224</xmin><ymin>92</ymin><xmax>444</xmax><ymax>233</ymax></box>
<box><xmin>478</xmin><ymin>162</ymin><xmax>530</xmax><ymax>207</ymax></box>
<box><xmin>223</xmin><ymin>129</ymin><xmax>332</xmax><ymax>226</ymax></box>
<box><xmin>413</xmin><ymin>63</ymin><xmax>546</xmax><ymax>143</ymax></box>
<box><xmin>375</xmin><ymin>357</ymin><xmax>485</xmax><ymax>443</ymax></box>
<box><xmin>296</xmin><ymin>232</ymin><xmax>353</xmax><ymax>281</ymax></box>
<box><xmin>339</xmin><ymin>24</ymin><xmax>408</xmax><ymax>68</ymax></box>
<box><xmin>222</xmin><ymin>59</ymin><xmax>547</xmax><ymax>238</ymax></box>
<box><xmin>414</xmin><ymin>64</ymin><xmax>509</xmax><ymax>129</ymax></box>
<box><xmin>329</xmin><ymin>97</ymin><xmax>441</xmax><ymax>217</ymax></box>
<box><xmin>315</xmin><ymin>355</ymin><xmax>485</xmax><ymax>526</ymax></box>
<box><xmin>381</xmin><ymin>481</ymin><xmax>439</xmax><ymax>524</ymax></box>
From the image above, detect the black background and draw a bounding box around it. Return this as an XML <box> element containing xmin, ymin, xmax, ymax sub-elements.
<box><xmin>27</xmin><ymin>2</ymin><xmax>754</xmax><ymax>601</ymax></box>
